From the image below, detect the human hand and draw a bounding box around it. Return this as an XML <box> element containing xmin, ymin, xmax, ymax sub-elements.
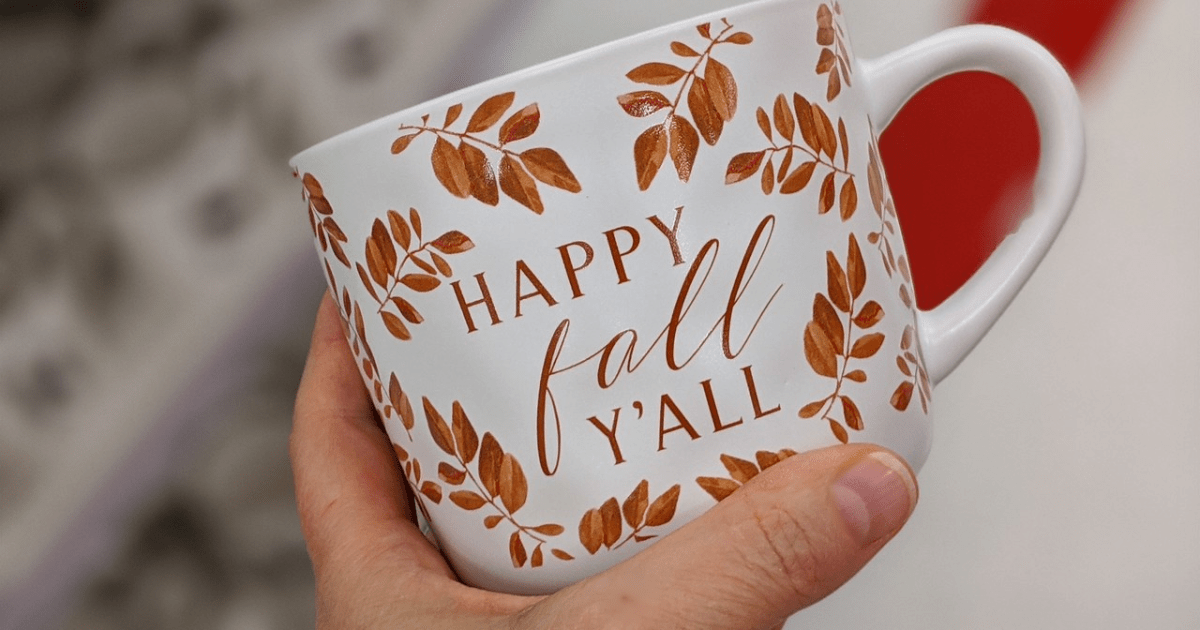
<box><xmin>291</xmin><ymin>294</ymin><xmax>918</xmax><ymax>630</ymax></box>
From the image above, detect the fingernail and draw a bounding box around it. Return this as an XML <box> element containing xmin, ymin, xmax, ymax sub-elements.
<box><xmin>833</xmin><ymin>452</ymin><xmax>917</xmax><ymax>545</ymax></box>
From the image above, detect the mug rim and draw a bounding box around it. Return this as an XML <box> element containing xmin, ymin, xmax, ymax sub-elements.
<box><xmin>290</xmin><ymin>0</ymin><xmax>800</xmax><ymax>165</ymax></box>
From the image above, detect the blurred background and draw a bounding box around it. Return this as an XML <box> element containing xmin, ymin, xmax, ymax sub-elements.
<box><xmin>0</xmin><ymin>0</ymin><xmax>1195</xmax><ymax>628</ymax></box>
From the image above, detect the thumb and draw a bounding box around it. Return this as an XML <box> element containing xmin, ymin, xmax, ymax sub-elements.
<box><xmin>523</xmin><ymin>444</ymin><xmax>917</xmax><ymax>630</ymax></box>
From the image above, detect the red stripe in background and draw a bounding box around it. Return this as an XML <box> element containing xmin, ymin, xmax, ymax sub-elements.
<box><xmin>880</xmin><ymin>0</ymin><xmax>1131</xmax><ymax>309</ymax></box>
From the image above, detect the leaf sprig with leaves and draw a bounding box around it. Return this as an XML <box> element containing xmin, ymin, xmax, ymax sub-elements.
<box><xmin>391</xmin><ymin>93</ymin><xmax>581</xmax><ymax>214</ymax></box>
<box><xmin>423</xmin><ymin>398</ymin><xmax>573</xmax><ymax>568</ymax></box>
<box><xmin>578</xmin><ymin>481</ymin><xmax>681</xmax><ymax>555</ymax></box>
<box><xmin>353</xmin><ymin>207</ymin><xmax>475</xmax><ymax>342</ymax></box>
<box><xmin>799</xmin><ymin>234</ymin><xmax>886</xmax><ymax>443</ymax></box>
<box><xmin>725</xmin><ymin>93</ymin><xmax>858</xmax><ymax>220</ymax></box>
<box><xmin>892</xmin><ymin>325</ymin><xmax>932</xmax><ymax>413</ymax></box>
<box><xmin>618</xmin><ymin>19</ymin><xmax>753</xmax><ymax>190</ymax></box>
<box><xmin>696</xmin><ymin>450</ymin><xmax>799</xmax><ymax>502</ymax></box>
<box><xmin>815</xmin><ymin>2</ymin><xmax>853</xmax><ymax>101</ymax></box>
<box><xmin>299</xmin><ymin>172</ymin><xmax>351</xmax><ymax>268</ymax></box>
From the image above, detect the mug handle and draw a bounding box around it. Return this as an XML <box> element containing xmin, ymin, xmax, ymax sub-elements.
<box><xmin>860</xmin><ymin>25</ymin><xmax>1086</xmax><ymax>385</ymax></box>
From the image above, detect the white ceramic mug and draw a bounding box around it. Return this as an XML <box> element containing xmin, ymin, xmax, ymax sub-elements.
<box><xmin>290</xmin><ymin>0</ymin><xmax>1084</xmax><ymax>595</ymax></box>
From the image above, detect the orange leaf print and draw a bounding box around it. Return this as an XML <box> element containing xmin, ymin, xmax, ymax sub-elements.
<box><xmin>431</xmin><ymin>137</ymin><xmax>471</xmax><ymax>198</ymax></box>
<box><xmin>466</xmin><ymin>92</ymin><xmax>516</xmax><ymax>133</ymax></box>
<box><xmin>301</xmin><ymin>172</ymin><xmax>324</xmax><ymax>198</ymax></box>
<box><xmin>851</xmin><ymin>333</ymin><xmax>885</xmax><ymax>359</ymax></box>
<box><xmin>499</xmin><ymin>154</ymin><xmax>544</xmax><ymax>214</ymax></box>
<box><xmin>420</xmin><ymin>481</ymin><xmax>443</xmax><ymax>504</ymax></box>
<box><xmin>826</xmin><ymin>66</ymin><xmax>842</xmax><ymax>101</ymax></box>
<box><xmin>847</xmin><ymin>234</ymin><xmax>866</xmax><ymax>298</ymax></box>
<box><xmin>720</xmin><ymin>454</ymin><xmax>759</xmax><ymax>484</ymax></box>
<box><xmin>687</xmin><ymin>76</ymin><xmax>724</xmax><ymax>145</ymax></box>
<box><xmin>780</xmin><ymin>160</ymin><xmax>817</xmax><ymax>194</ymax></box>
<box><xmin>726</xmin><ymin>31</ymin><xmax>753</xmax><ymax>45</ymax></box>
<box><xmin>626</xmin><ymin>62</ymin><xmax>688</xmax><ymax>85</ymax></box>
<box><xmin>668</xmin><ymin>114</ymin><xmax>701</xmax><ymax>182</ymax></box>
<box><xmin>671</xmin><ymin>41</ymin><xmax>701</xmax><ymax>57</ymax></box>
<box><xmin>451</xmin><ymin>401</ymin><xmax>478</xmax><ymax>463</ymax></box>
<box><xmin>387</xmin><ymin>209</ymin><xmax>411</xmax><ymax>251</ymax></box>
<box><xmin>634</xmin><ymin>124</ymin><xmax>668</xmax><ymax>191</ymax></box>
<box><xmin>696</xmin><ymin>477</ymin><xmax>740</xmax><ymax>502</ymax></box>
<box><xmin>816</xmin><ymin>48</ymin><xmax>837</xmax><ymax>74</ymax></box>
<box><xmin>826</xmin><ymin>251</ymin><xmax>851</xmax><ymax>313</ymax></box>
<box><xmin>400</xmin><ymin>274</ymin><xmax>440</xmax><ymax>292</ymax></box>
<box><xmin>450</xmin><ymin>490</ymin><xmax>487</xmax><ymax>510</ymax></box>
<box><xmin>370</xmin><ymin>219</ymin><xmax>397</xmax><ymax>275</ymax></box>
<box><xmin>478</xmin><ymin>433</ymin><xmax>503</xmax><ymax>498</ymax></box>
<box><xmin>622</xmin><ymin>480</ymin><xmax>650</xmax><ymax>529</ymax></box>
<box><xmin>597</xmin><ymin>499</ymin><xmax>621</xmax><ymax>548</ymax></box>
<box><xmin>392</xmin><ymin>297</ymin><xmax>423</xmax><ymax>324</ymax></box>
<box><xmin>618</xmin><ymin>91</ymin><xmax>672</xmax><ymax>117</ymax></box>
<box><xmin>830</xmin><ymin>419</ymin><xmax>849</xmax><ymax>444</ymax></box>
<box><xmin>761</xmin><ymin>158</ymin><xmax>775</xmax><ymax>195</ymax></box>
<box><xmin>853</xmin><ymin>300</ymin><xmax>885</xmax><ymax>329</ymax></box>
<box><xmin>756</xmin><ymin>106</ymin><xmax>772</xmax><ymax>140</ymax></box>
<box><xmin>424</xmin><ymin>397</ymin><xmax>456</xmax><ymax>456</ymax></box>
<box><xmin>430</xmin><ymin>231</ymin><xmax>475</xmax><ymax>255</ymax></box>
<box><xmin>381</xmin><ymin>312</ymin><xmax>411</xmax><ymax>340</ymax></box>
<box><xmin>391</xmin><ymin>132</ymin><xmax>419</xmax><ymax>155</ymax></box>
<box><xmin>533</xmin><ymin>524</ymin><xmax>566</xmax><ymax>536</ymax></box>
<box><xmin>891</xmin><ymin>381</ymin><xmax>915</xmax><ymax>411</ymax></box>
<box><xmin>725</xmin><ymin>150</ymin><xmax>766</xmax><ymax>185</ymax></box>
<box><xmin>819</xmin><ymin>172</ymin><xmax>837</xmax><ymax>214</ymax></box>
<box><xmin>799</xmin><ymin>400</ymin><xmax>826</xmax><ymax>419</ymax></box>
<box><xmin>458</xmin><ymin>142</ymin><xmax>500</xmax><ymax>206</ymax></box>
<box><xmin>498</xmin><ymin>103</ymin><xmax>540</xmax><ymax>145</ymax></box>
<box><xmin>804</xmin><ymin>321</ymin><xmax>839</xmax><ymax>378</ymax></box>
<box><xmin>438</xmin><ymin>462</ymin><xmax>466</xmax><ymax>485</ymax></box>
<box><xmin>579</xmin><ymin>509</ymin><xmax>604</xmax><ymax>555</ymax></box>
<box><xmin>645</xmin><ymin>485</ymin><xmax>681</xmax><ymax>527</ymax></box>
<box><xmin>498</xmin><ymin>453</ymin><xmax>528</xmax><ymax>513</ymax></box>
<box><xmin>704</xmin><ymin>57</ymin><xmax>737</xmax><ymax>121</ymax></box>
<box><xmin>842</xmin><ymin>397</ymin><xmax>864</xmax><ymax>431</ymax></box>
<box><xmin>840</xmin><ymin>177</ymin><xmax>858</xmax><ymax>221</ymax></box>
<box><xmin>365</xmin><ymin>236</ymin><xmax>390</xmax><ymax>288</ymax></box>
<box><xmin>773</xmin><ymin>93</ymin><xmax>795</xmax><ymax>140</ymax></box>
<box><xmin>795</xmin><ymin>93</ymin><xmax>821</xmax><ymax>152</ymax></box>
<box><xmin>814</xmin><ymin>293</ymin><xmax>846</xmax><ymax>353</ymax></box>
<box><xmin>520</xmin><ymin>148</ymin><xmax>582</xmax><ymax>193</ymax></box>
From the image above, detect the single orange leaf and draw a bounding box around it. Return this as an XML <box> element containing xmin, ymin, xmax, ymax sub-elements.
<box><xmin>498</xmin><ymin>103</ymin><xmax>540</xmax><ymax>145</ymax></box>
<box><xmin>850</xmin><ymin>333</ymin><xmax>886</xmax><ymax>359</ymax></box>
<box><xmin>626</xmin><ymin>62</ymin><xmax>687</xmax><ymax>85</ymax></box>
<box><xmin>499</xmin><ymin>154</ymin><xmax>544</xmax><ymax>213</ymax></box>
<box><xmin>634</xmin><ymin>123</ymin><xmax>668</xmax><ymax>191</ymax></box>
<box><xmin>466</xmin><ymin>92</ymin><xmax>516</xmax><ymax>133</ymax></box>
<box><xmin>520</xmin><ymin>147</ymin><xmax>582</xmax><ymax>193</ymax></box>
<box><xmin>618</xmin><ymin>90</ymin><xmax>672</xmax><ymax>117</ymax></box>
<box><xmin>645</xmin><ymin>484</ymin><xmax>681</xmax><ymax>527</ymax></box>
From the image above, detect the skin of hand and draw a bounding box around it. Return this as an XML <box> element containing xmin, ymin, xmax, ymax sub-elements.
<box><xmin>291</xmin><ymin>293</ymin><xmax>918</xmax><ymax>630</ymax></box>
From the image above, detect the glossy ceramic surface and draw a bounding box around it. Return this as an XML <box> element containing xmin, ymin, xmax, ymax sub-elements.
<box><xmin>290</xmin><ymin>0</ymin><xmax>1083</xmax><ymax>594</ymax></box>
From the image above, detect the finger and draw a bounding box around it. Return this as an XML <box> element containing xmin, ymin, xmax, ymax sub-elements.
<box><xmin>522</xmin><ymin>444</ymin><xmax>917</xmax><ymax>630</ymax></box>
<box><xmin>290</xmin><ymin>293</ymin><xmax>451</xmax><ymax>578</ymax></box>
